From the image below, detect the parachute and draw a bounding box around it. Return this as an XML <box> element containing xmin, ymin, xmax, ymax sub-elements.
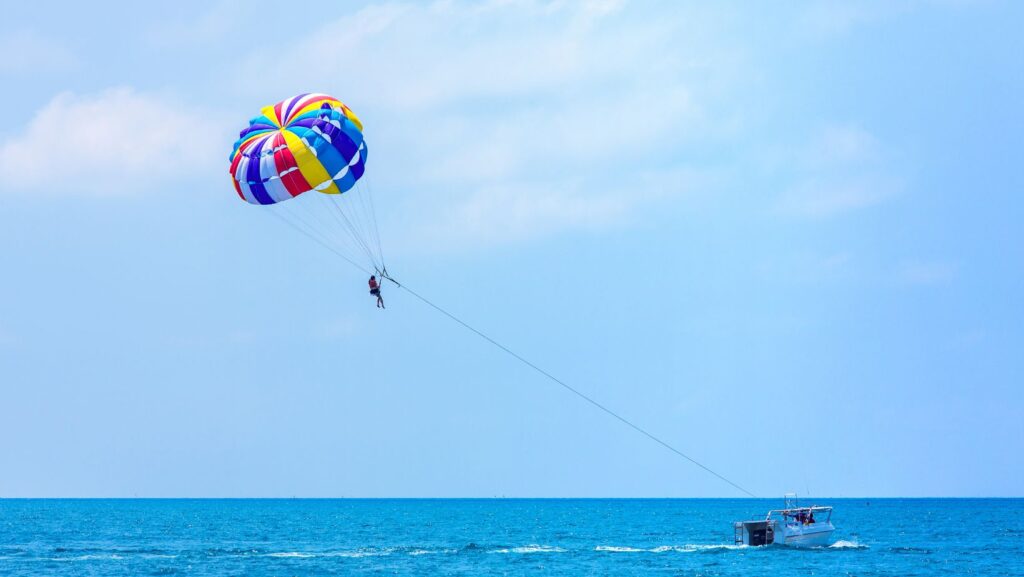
<box><xmin>229</xmin><ymin>93</ymin><xmax>385</xmax><ymax>274</ymax></box>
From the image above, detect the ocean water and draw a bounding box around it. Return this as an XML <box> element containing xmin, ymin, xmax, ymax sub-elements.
<box><xmin>1</xmin><ymin>498</ymin><xmax>1021</xmax><ymax>576</ymax></box>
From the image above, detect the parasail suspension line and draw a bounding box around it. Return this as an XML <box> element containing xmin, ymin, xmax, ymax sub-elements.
<box><xmin>266</xmin><ymin>209</ymin><xmax>373</xmax><ymax>276</ymax></box>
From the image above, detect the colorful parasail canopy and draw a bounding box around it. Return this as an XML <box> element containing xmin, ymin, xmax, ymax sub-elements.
<box><xmin>229</xmin><ymin>93</ymin><xmax>367</xmax><ymax>205</ymax></box>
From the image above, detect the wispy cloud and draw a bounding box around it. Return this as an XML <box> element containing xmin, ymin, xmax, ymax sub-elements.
<box><xmin>231</xmin><ymin>0</ymin><xmax>728</xmax><ymax>249</ymax></box>
<box><xmin>797</xmin><ymin>1</ymin><xmax>914</xmax><ymax>39</ymax></box>
<box><xmin>796</xmin><ymin>0</ymin><xmax>980</xmax><ymax>41</ymax></box>
<box><xmin>896</xmin><ymin>260</ymin><xmax>958</xmax><ymax>286</ymax></box>
<box><xmin>244</xmin><ymin>1</ymin><xmax>644</xmax><ymax>113</ymax></box>
<box><xmin>776</xmin><ymin>124</ymin><xmax>903</xmax><ymax>218</ymax></box>
<box><xmin>408</xmin><ymin>181</ymin><xmax>629</xmax><ymax>251</ymax></box>
<box><xmin>756</xmin><ymin>250</ymin><xmax>857</xmax><ymax>285</ymax></box>
<box><xmin>401</xmin><ymin>165</ymin><xmax>711</xmax><ymax>252</ymax></box>
<box><xmin>0</xmin><ymin>325</ymin><xmax>15</xmax><ymax>347</ymax></box>
<box><xmin>0</xmin><ymin>88</ymin><xmax>223</xmax><ymax>195</ymax></box>
<box><xmin>162</xmin><ymin>328</ymin><xmax>264</xmax><ymax>349</ymax></box>
<box><xmin>778</xmin><ymin>177</ymin><xmax>899</xmax><ymax>218</ymax></box>
<box><xmin>314</xmin><ymin>317</ymin><xmax>358</xmax><ymax>341</ymax></box>
<box><xmin>0</xmin><ymin>30</ymin><xmax>76</xmax><ymax>74</ymax></box>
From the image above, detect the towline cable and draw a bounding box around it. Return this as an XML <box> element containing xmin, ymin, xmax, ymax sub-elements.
<box><xmin>267</xmin><ymin>212</ymin><xmax>756</xmax><ymax>497</ymax></box>
<box><xmin>393</xmin><ymin>280</ymin><xmax>758</xmax><ymax>499</ymax></box>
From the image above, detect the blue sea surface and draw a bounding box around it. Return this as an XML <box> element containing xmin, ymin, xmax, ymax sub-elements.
<box><xmin>1</xmin><ymin>499</ymin><xmax>1021</xmax><ymax>576</ymax></box>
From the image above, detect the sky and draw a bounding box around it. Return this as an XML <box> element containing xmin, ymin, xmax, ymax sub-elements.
<box><xmin>0</xmin><ymin>0</ymin><xmax>1021</xmax><ymax>498</ymax></box>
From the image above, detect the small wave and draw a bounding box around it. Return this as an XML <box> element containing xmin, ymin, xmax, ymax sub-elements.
<box><xmin>204</xmin><ymin>548</ymin><xmax>261</xmax><ymax>557</ymax></box>
<box><xmin>50</xmin><ymin>554</ymin><xmax>126</xmax><ymax>561</ymax></box>
<box><xmin>595</xmin><ymin>544</ymin><xmax>747</xmax><ymax>554</ymax></box>
<box><xmin>491</xmin><ymin>545</ymin><xmax>565</xmax><ymax>554</ymax></box>
<box><xmin>653</xmin><ymin>544</ymin><xmax>747</xmax><ymax>553</ymax></box>
<box><xmin>889</xmin><ymin>546</ymin><xmax>932</xmax><ymax>555</ymax></box>
<box><xmin>408</xmin><ymin>548</ymin><xmax>456</xmax><ymax>556</ymax></box>
<box><xmin>46</xmin><ymin>548</ymin><xmax>177</xmax><ymax>560</ymax></box>
<box><xmin>329</xmin><ymin>550</ymin><xmax>392</xmax><ymax>558</ymax></box>
<box><xmin>829</xmin><ymin>540</ymin><xmax>868</xmax><ymax>550</ymax></box>
<box><xmin>263</xmin><ymin>549</ymin><xmax>395</xmax><ymax>559</ymax></box>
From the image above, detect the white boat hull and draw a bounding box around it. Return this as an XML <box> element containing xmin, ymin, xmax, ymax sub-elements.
<box><xmin>776</xmin><ymin>523</ymin><xmax>834</xmax><ymax>547</ymax></box>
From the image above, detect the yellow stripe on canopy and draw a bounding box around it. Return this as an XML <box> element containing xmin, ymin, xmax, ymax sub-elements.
<box><xmin>339</xmin><ymin>104</ymin><xmax>364</xmax><ymax>132</ymax></box>
<box><xmin>293</xmin><ymin>98</ymin><xmax>339</xmax><ymax>120</ymax></box>
<box><xmin>260</xmin><ymin>104</ymin><xmax>283</xmax><ymax>128</ymax></box>
<box><xmin>282</xmin><ymin>130</ymin><xmax>340</xmax><ymax>195</ymax></box>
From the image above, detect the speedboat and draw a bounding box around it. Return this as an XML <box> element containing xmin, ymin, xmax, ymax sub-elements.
<box><xmin>734</xmin><ymin>494</ymin><xmax>835</xmax><ymax>547</ymax></box>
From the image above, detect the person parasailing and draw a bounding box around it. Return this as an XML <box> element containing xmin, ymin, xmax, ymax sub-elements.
<box><xmin>229</xmin><ymin>93</ymin><xmax>389</xmax><ymax>306</ymax></box>
<box><xmin>369</xmin><ymin>275</ymin><xmax>384</xmax><ymax>309</ymax></box>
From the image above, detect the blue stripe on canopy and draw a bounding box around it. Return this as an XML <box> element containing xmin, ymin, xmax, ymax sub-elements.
<box><xmin>244</xmin><ymin>138</ymin><xmax>274</xmax><ymax>205</ymax></box>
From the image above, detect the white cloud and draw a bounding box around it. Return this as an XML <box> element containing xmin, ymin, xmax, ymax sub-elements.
<box><xmin>950</xmin><ymin>328</ymin><xmax>985</xmax><ymax>349</ymax></box>
<box><xmin>797</xmin><ymin>0</ymin><xmax>977</xmax><ymax>41</ymax></box>
<box><xmin>809</xmin><ymin>125</ymin><xmax>880</xmax><ymax>167</ymax></box>
<box><xmin>147</xmin><ymin>0</ymin><xmax>244</xmax><ymax>48</ymax></box>
<box><xmin>897</xmin><ymin>261</ymin><xmax>957</xmax><ymax>286</ymax></box>
<box><xmin>250</xmin><ymin>1</ymin><xmax>640</xmax><ymax>112</ymax></box>
<box><xmin>0</xmin><ymin>88</ymin><xmax>223</xmax><ymax>195</ymax></box>
<box><xmin>409</xmin><ymin>182</ymin><xmax>629</xmax><ymax>251</ymax></box>
<box><xmin>0</xmin><ymin>30</ymin><xmax>75</xmax><ymax>74</ymax></box>
<box><xmin>400</xmin><ymin>165</ymin><xmax>710</xmax><ymax>252</ymax></box>
<box><xmin>756</xmin><ymin>250</ymin><xmax>857</xmax><ymax>285</ymax></box>
<box><xmin>0</xmin><ymin>326</ymin><xmax>15</xmax><ymax>347</ymax></box>
<box><xmin>417</xmin><ymin>82</ymin><xmax>696</xmax><ymax>185</ymax></box>
<box><xmin>231</xmin><ymin>1</ymin><xmax>726</xmax><ymax>248</ymax></box>
<box><xmin>315</xmin><ymin>317</ymin><xmax>358</xmax><ymax>340</ymax></box>
<box><xmin>797</xmin><ymin>1</ymin><xmax>914</xmax><ymax>39</ymax></box>
<box><xmin>162</xmin><ymin>328</ymin><xmax>263</xmax><ymax>349</ymax></box>
<box><xmin>778</xmin><ymin>177</ymin><xmax>898</xmax><ymax>218</ymax></box>
<box><xmin>776</xmin><ymin>124</ymin><xmax>903</xmax><ymax>218</ymax></box>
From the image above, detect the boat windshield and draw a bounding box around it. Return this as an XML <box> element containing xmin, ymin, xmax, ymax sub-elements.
<box><xmin>770</xmin><ymin>506</ymin><xmax>832</xmax><ymax>525</ymax></box>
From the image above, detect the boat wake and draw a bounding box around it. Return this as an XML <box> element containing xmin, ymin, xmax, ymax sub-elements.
<box><xmin>24</xmin><ymin>540</ymin><xmax>868</xmax><ymax>563</ymax></box>
<box><xmin>829</xmin><ymin>540</ymin><xmax>868</xmax><ymax>550</ymax></box>
<box><xmin>490</xmin><ymin>545</ymin><xmax>566</xmax><ymax>554</ymax></box>
<box><xmin>596</xmin><ymin>544</ymin><xmax>748</xmax><ymax>553</ymax></box>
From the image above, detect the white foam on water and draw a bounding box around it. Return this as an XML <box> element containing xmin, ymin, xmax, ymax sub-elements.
<box><xmin>51</xmin><ymin>554</ymin><xmax>126</xmax><ymax>561</ymax></box>
<box><xmin>513</xmin><ymin>545</ymin><xmax>565</xmax><ymax>554</ymax></box>
<box><xmin>265</xmin><ymin>550</ymin><xmax>394</xmax><ymax>559</ymax></box>
<box><xmin>595</xmin><ymin>544</ymin><xmax>748</xmax><ymax>554</ymax></box>
<box><xmin>491</xmin><ymin>545</ymin><xmax>565</xmax><ymax>554</ymax></box>
<box><xmin>653</xmin><ymin>544</ymin><xmax>748</xmax><ymax>553</ymax></box>
<box><xmin>408</xmin><ymin>548</ymin><xmax>457</xmax><ymax>556</ymax></box>
<box><xmin>327</xmin><ymin>550</ymin><xmax>393</xmax><ymax>558</ymax></box>
<box><xmin>829</xmin><ymin>540</ymin><xmax>868</xmax><ymax>549</ymax></box>
<box><xmin>685</xmin><ymin>544</ymin><xmax>748</xmax><ymax>551</ymax></box>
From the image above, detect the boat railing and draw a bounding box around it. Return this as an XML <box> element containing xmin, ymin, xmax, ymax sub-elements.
<box><xmin>766</xmin><ymin>506</ymin><xmax>833</xmax><ymax>524</ymax></box>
